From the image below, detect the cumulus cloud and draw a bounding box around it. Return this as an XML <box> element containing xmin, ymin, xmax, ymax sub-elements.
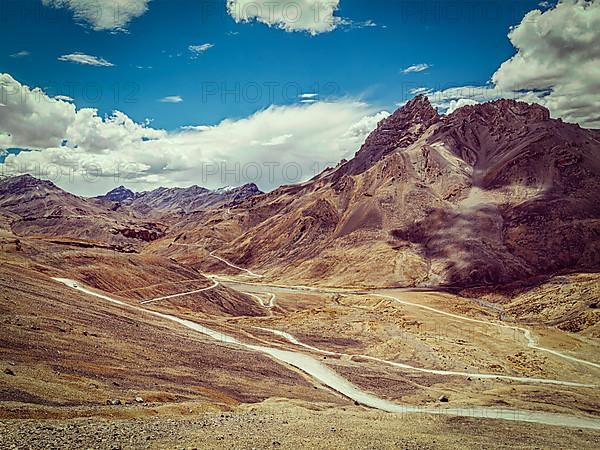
<box><xmin>0</xmin><ymin>73</ymin><xmax>386</xmax><ymax>196</ymax></box>
<box><xmin>159</xmin><ymin>96</ymin><xmax>184</xmax><ymax>103</ymax></box>
<box><xmin>426</xmin><ymin>1</ymin><xmax>600</xmax><ymax>127</ymax></box>
<box><xmin>343</xmin><ymin>111</ymin><xmax>390</xmax><ymax>139</ymax></box>
<box><xmin>427</xmin><ymin>86</ymin><xmax>504</xmax><ymax>113</ymax></box>
<box><xmin>425</xmin><ymin>84</ymin><xmax>546</xmax><ymax>115</ymax></box>
<box><xmin>58</xmin><ymin>52</ymin><xmax>114</xmax><ymax>67</ymax></box>
<box><xmin>491</xmin><ymin>0</ymin><xmax>600</xmax><ymax>128</ymax></box>
<box><xmin>0</xmin><ymin>72</ymin><xmax>164</xmax><ymax>154</ymax></box>
<box><xmin>42</xmin><ymin>0</ymin><xmax>150</xmax><ymax>31</ymax></box>
<box><xmin>402</xmin><ymin>63</ymin><xmax>431</xmax><ymax>74</ymax></box>
<box><xmin>443</xmin><ymin>98</ymin><xmax>480</xmax><ymax>115</ymax></box>
<box><xmin>227</xmin><ymin>0</ymin><xmax>342</xmax><ymax>35</ymax></box>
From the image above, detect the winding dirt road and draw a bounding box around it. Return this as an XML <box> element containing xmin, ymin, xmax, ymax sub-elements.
<box><xmin>53</xmin><ymin>277</ymin><xmax>600</xmax><ymax>430</ymax></box>
<box><xmin>139</xmin><ymin>279</ymin><xmax>220</xmax><ymax>305</ymax></box>
<box><xmin>257</xmin><ymin>327</ymin><xmax>596</xmax><ymax>388</ymax></box>
<box><xmin>209</xmin><ymin>251</ymin><xmax>264</xmax><ymax>278</ymax></box>
<box><xmin>216</xmin><ymin>270</ymin><xmax>600</xmax><ymax>371</ymax></box>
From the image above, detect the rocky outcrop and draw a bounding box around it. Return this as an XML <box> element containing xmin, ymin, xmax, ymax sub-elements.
<box><xmin>96</xmin><ymin>186</ymin><xmax>138</xmax><ymax>203</ymax></box>
<box><xmin>336</xmin><ymin>95</ymin><xmax>441</xmax><ymax>178</ymax></box>
<box><xmin>112</xmin><ymin>223</ymin><xmax>166</xmax><ymax>242</ymax></box>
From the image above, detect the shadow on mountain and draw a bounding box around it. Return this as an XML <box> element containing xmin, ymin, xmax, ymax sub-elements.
<box><xmin>391</xmin><ymin>191</ymin><xmax>600</xmax><ymax>288</ymax></box>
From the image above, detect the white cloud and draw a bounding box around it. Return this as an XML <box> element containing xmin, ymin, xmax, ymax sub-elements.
<box><xmin>443</xmin><ymin>98</ymin><xmax>480</xmax><ymax>115</ymax></box>
<box><xmin>491</xmin><ymin>0</ymin><xmax>600</xmax><ymax>128</ymax></box>
<box><xmin>0</xmin><ymin>72</ymin><xmax>386</xmax><ymax>196</ymax></box>
<box><xmin>426</xmin><ymin>1</ymin><xmax>600</xmax><ymax>127</ymax></box>
<box><xmin>227</xmin><ymin>0</ymin><xmax>342</xmax><ymax>35</ymax></box>
<box><xmin>426</xmin><ymin>86</ymin><xmax>503</xmax><ymax>112</ymax></box>
<box><xmin>299</xmin><ymin>93</ymin><xmax>318</xmax><ymax>103</ymax></box>
<box><xmin>338</xmin><ymin>18</ymin><xmax>382</xmax><ymax>31</ymax></box>
<box><xmin>58</xmin><ymin>52</ymin><xmax>114</xmax><ymax>67</ymax></box>
<box><xmin>179</xmin><ymin>125</ymin><xmax>212</xmax><ymax>132</ymax></box>
<box><xmin>189</xmin><ymin>43</ymin><xmax>214</xmax><ymax>56</ymax></box>
<box><xmin>258</xmin><ymin>134</ymin><xmax>294</xmax><ymax>146</ymax></box>
<box><xmin>343</xmin><ymin>111</ymin><xmax>390</xmax><ymax>139</ymax></box>
<box><xmin>42</xmin><ymin>0</ymin><xmax>150</xmax><ymax>31</ymax></box>
<box><xmin>159</xmin><ymin>96</ymin><xmax>184</xmax><ymax>103</ymax></box>
<box><xmin>426</xmin><ymin>85</ymin><xmax>551</xmax><ymax>116</ymax></box>
<box><xmin>409</xmin><ymin>87</ymin><xmax>432</xmax><ymax>95</ymax></box>
<box><xmin>10</xmin><ymin>50</ymin><xmax>30</xmax><ymax>58</ymax></box>
<box><xmin>0</xmin><ymin>72</ymin><xmax>164</xmax><ymax>154</ymax></box>
<box><xmin>402</xmin><ymin>63</ymin><xmax>431</xmax><ymax>74</ymax></box>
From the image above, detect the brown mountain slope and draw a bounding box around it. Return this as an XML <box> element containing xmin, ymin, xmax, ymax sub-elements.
<box><xmin>172</xmin><ymin>97</ymin><xmax>600</xmax><ymax>288</ymax></box>
<box><xmin>0</xmin><ymin>175</ymin><xmax>166</xmax><ymax>248</ymax></box>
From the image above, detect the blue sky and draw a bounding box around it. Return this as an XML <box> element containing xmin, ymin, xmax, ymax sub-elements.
<box><xmin>3</xmin><ymin>0</ymin><xmax>596</xmax><ymax>196</ymax></box>
<box><xmin>2</xmin><ymin>0</ymin><xmax>544</xmax><ymax>130</ymax></box>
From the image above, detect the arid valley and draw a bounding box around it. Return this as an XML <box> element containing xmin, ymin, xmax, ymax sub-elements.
<box><xmin>2</xmin><ymin>96</ymin><xmax>600</xmax><ymax>448</ymax></box>
<box><xmin>2</xmin><ymin>1</ymin><xmax>600</xmax><ymax>448</ymax></box>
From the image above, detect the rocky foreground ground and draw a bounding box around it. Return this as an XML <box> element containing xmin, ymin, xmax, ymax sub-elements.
<box><xmin>1</xmin><ymin>401</ymin><xmax>600</xmax><ymax>449</ymax></box>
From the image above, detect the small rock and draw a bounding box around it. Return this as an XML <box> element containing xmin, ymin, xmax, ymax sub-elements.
<box><xmin>438</xmin><ymin>395</ymin><xmax>449</xmax><ymax>403</ymax></box>
<box><xmin>135</xmin><ymin>397</ymin><xmax>144</xmax><ymax>404</ymax></box>
<box><xmin>106</xmin><ymin>399</ymin><xmax>121</xmax><ymax>406</ymax></box>
<box><xmin>4</xmin><ymin>368</ymin><xmax>15</xmax><ymax>376</ymax></box>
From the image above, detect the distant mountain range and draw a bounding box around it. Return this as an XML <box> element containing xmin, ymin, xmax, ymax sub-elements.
<box><xmin>2</xmin><ymin>96</ymin><xmax>599</xmax><ymax>289</ymax></box>
<box><xmin>95</xmin><ymin>183</ymin><xmax>262</xmax><ymax>215</ymax></box>
<box><xmin>0</xmin><ymin>175</ymin><xmax>262</xmax><ymax>248</ymax></box>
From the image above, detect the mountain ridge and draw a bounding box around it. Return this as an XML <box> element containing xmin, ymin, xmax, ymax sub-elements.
<box><xmin>173</xmin><ymin>97</ymin><xmax>600</xmax><ymax>289</ymax></box>
<box><xmin>2</xmin><ymin>97</ymin><xmax>599</xmax><ymax>289</ymax></box>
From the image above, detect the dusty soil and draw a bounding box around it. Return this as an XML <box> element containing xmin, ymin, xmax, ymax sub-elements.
<box><xmin>0</xmin><ymin>263</ymin><xmax>336</xmax><ymax>411</ymax></box>
<box><xmin>1</xmin><ymin>401</ymin><xmax>599</xmax><ymax>449</ymax></box>
<box><xmin>2</xmin><ymin>232</ymin><xmax>600</xmax><ymax>448</ymax></box>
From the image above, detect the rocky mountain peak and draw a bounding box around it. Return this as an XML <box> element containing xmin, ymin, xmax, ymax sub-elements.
<box><xmin>0</xmin><ymin>174</ymin><xmax>59</xmax><ymax>194</ymax></box>
<box><xmin>393</xmin><ymin>95</ymin><xmax>440</xmax><ymax>123</ymax></box>
<box><xmin>336</xmin><ymin>95</ymin><xmax>441</xmax><ymax>178</ymax></box>
<box><xmin>100</xmin><ymin>185</ymin><xmax>137</xmax><ymax>203</ymax></box>
<box><xmin>227</xmin><ymin>183</ymin><xmax>261</xmax><ymax>194</ymax></box>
